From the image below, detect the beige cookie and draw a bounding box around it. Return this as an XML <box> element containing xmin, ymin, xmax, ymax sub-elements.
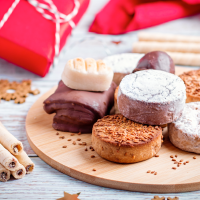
<box><xmin>62</xmin><ymin>58</ymin><xmax>113</xmax><ymax>92</ymax></box>
<box><xmin>92</xmin><ymin>114</ymin><xmax>162</xmax><ymax>163</ymax></box>
<box><xmin>179</xmin><ymin>69</ymin><xmax>200</xmax><ymax>103</ymax></box>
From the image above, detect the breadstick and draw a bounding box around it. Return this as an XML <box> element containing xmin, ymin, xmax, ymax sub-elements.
<box><xmin>0</xmin><ymin>144</ymin><xmax>19</xmax><ymax>171</ymax></box>
<box><xmin>132</xmin><ymin>41</ymin><xmax>200</xmax><ymax>54</ymax></box>
<box><xmin>0</xmin><ymin>164</ymin><xmax>10</xmax><ymax>182</ymax></box>
<box><xmin>166</xmin><ymin>52</ymin><xmax>200</xmax><ymax>66</ymax></box>
<box><xmin>15</xmin><ymin>151</ymin><xmax>34</xmax><ymax>174</ymax></box>
<box><xmin>11</xmin><ymin>163</ymin><xmax>26</xmax><ymax>179</ymax></box>
<box><xmin>0</xmin><ymin>122</ymin><xmax>23</xmax><ymax>155</ymax></box>
<box><xmin>138</xmin><ymin>32</ymin><xmax>200</xmax><ymax>43</ymax></box>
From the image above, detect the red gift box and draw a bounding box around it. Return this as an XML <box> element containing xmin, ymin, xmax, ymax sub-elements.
<box><xmin>0</xmin><ymin>0</ymin><xmax>90</xmax><ymax>77</ymax></box>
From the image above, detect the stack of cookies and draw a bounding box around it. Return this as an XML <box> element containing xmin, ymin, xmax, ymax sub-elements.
<box><xmin>43</xmin><ymin>52</ymin><xmax>200</xmax><ymax>165</ymax></box>
<box><xmin>43</xmin><ymin>58</ymin><xmax>116</xmax><ymax>133</ymax></box>
<box><xmin>92</xmin><ymin>69</ymin><xmax>186</xmax><ymax>163</ymax></box>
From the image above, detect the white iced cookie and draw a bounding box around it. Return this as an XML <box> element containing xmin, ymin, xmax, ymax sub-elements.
<box><xmin>61</xmin><ymin>58</ymin><xmax>113</xmax><ymax>92</ymax></box>
<box><xmin>103</xmin><ymin>53</ymin><xmax>144</xmax><ymax>85</ymax></box>
<box><xmin>103</xmin><ymin>53</ymin><xmax>144</xmax><ymax>74</ymax></box>
<box><xmin>168</xmin><ymin>102</ymin><xmax>200</xmax><ymax>154</ymax></box>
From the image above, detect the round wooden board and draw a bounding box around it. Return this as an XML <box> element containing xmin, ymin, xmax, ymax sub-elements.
<box><xmin>26</xmin><ymin>67</ymin><xmax>200</xmax><ymax>193</ymax></box>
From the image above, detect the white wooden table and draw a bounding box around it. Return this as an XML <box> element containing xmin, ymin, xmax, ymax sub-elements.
<box><xmin>0</xmin><ymin>1</ymin><xmax>200</xmax><ymax>199</ymax></box>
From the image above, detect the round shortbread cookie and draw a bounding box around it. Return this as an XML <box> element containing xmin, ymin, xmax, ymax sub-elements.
<box><xmin>169</xmin><ymin>102</ymin><xmax>200</xmax><ymax>154</ymax></box>
<box><xmin>118</xmin><ymin>70</ymin><xmax>186</xmax><ymax>125</ymax></box>
<box><xmin>92</xmin><ymin>114</ymin><xmax>162</xmax><ymax>163</ymax></box>
<box><xmin>179</xmin><ymin>69</ymin><xmax>200</xmax><ymax>103</ymax></box>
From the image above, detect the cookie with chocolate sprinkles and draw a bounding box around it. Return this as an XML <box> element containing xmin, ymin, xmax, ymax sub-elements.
<box><xmin>92</xmin><ymin>114</ymin><xmax>162</xmax><ymax>163</ymax></box>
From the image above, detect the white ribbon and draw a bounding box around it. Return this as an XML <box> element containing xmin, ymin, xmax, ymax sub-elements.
<box><xmin>0</xmin><ymin>0</ymin><xmax>80</xmax><ymax>66</ymax></box>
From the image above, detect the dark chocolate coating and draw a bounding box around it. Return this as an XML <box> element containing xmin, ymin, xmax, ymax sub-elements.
<box><xmin>133</xmin><ymin>51</ymin><xmax>175</xmax><ymax>74</ymax></box>
<box><xmin>43</xmin><ymin>81</ymin><xmax>116</xmax><ymax>133</ymax></box>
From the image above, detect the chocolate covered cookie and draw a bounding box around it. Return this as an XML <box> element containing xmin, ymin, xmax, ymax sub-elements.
<box><xmin>118</xmin><ymin>70</ymin><xmax>186</xmax><ymax>125</ymax></box>
<box><xmin>44</xmin><ymin>81</ymin><xmax>116</xmax><ymax>133</ymax></box>
<box><xmin>133</xmin><ymin>51</ymin><xmax>175</xmax><ymax>74</ymax></box>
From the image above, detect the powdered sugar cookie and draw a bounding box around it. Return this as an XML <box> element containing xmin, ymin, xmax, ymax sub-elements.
<box><xmin>118</xmin><ymin>70</ymin><xmax>186</xmax><ymax>125</ymax></box>
<box><xmin>169</xmin><ymin>102</ymin><xmax>200</xmax><ymax>154</ymax></box>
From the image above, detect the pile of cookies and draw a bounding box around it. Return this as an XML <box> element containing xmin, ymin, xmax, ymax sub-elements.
<box><xmin>43</xmin><ymin>58</ymin><xmax>116</xmax><ymax>133</ymax></box>
<box><xmin>43</xmin><ymin>51</ymin><xmax>200</xmax><ymax>164</ymax></box>
<box><xmin>0</xmin><ymin>122</ymin><xmax>34</xmax><ymax>182</ymax></box>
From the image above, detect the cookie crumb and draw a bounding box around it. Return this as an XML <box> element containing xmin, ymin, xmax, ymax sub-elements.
<box><xmin>62</xmin><ymin>145</ymin><xmax>67</xmax><ymax>148</ymax></box>
<box><xmin>172</xmin><ymin>158</ymin><xmax>176</xmax><ymax>161</ymax></box>
<box><xmin>85</xmin><ymin>148</ymin><xmax>88</xmax><ymax>151</ymax></box>
<box><xmin>179</xmin><ymin>159</ymin><xmax>183</xmax><ymax>162</ymax></box>
<box><xmin>56</xmin><ymin>132</ymin><xmax>59</xmax><ymax>135</ymax></box>
<box><xmin>68</xmin><ymin>139</ymin><xmax>71</xmax><ymax>141</ymax></box>
<box><xmin>72</xmin><ymin>141</ymin><xmax>76</xmax><ymax>145</ymax></box>
<box><xmin>170</xmin><ymin>155</ymin><xmax>174</xmax><ymax>158</ymax></box>
<box><xmin>91</xmin><ymin>155</ymin><xmax>95</xmax><ymax>158</ymax></box>
<box><xmin>186</xmin><ymin>161</ymin><xmax>189</xmax><ymax>163</ymax></box>
<box><xmin>59</xmin><ymin>136</ymin><xmax>65</xmax><ymax>139</ymax></box>
<box><xmin>154</xmin><ymin>172</ymin><xmax>157</xmax><ymax>175</ymax></box>
<box><xmin>78</xmin><ymin>132</ymin><xmax>81</xmax><ymax>135</ymax></box>
<box><xmin>175</xmin><ymin>155</ymin><xmax>178</xmax><ymax>157</ymax></box>
<box><xmin>155</xmin><ymin>154</ymin><xmax>159</xmax><ymax>157</ymax></box>
<box><xmin>92</xmin><ymin>168</ymin><xmax>96</xmax><ymax>171</ymax></box>
<box><xmin>77</xmin><ymin>138</ymin><xmax>81</xmax><ymax>141</ymax></box>
<box><xmin>193</xmin><ymin>156</ymin><xmax>196</xmax><ymax>159</ymax></box>
<box><xmin>70</xmin><ymin>133</ymin><xmax>75</xmax><ymax>136</ymax></box>
<box><xmin>147</xmin><ymin>170</ymin><xmax>151</xmax><ymax>173</ymax></box>
<box><xmin>172</xmin><ymin>167</ymin><xmax>176</xmax><ymax>170</ymax></box>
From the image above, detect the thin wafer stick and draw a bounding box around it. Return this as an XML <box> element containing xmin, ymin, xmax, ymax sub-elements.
<box><xmin>0</xmin><ymin>122</ymin><xmax>23</xmax><ymax>155</ymax></box>
<box><xmin>132</xmin><ymin>41</ymin><xmax>200</xmax><ymax>54</ymax></box>
<box><xmin>0</xmin><ymin>164</ymin><xmax>10</xmax><ymax>182</ymax></box>
<box><xmin>138</xmin><ymin>32</ymin><xmax>200</xmax><ymax>43</ymax></box>
<box><xmin>15</xmin><ymin>151</ymin><xmax>34</xmax><ymax>174</ymax></box>
<box><xmin>0</xmin><ymin>144</ymin><xmax>19</xmax><ymax>171</ymax></box>
<box><xmin>11</xmin><ymin>163</ymin><xmax>26</xmax><ymax>179</ymax></box>
<box><xmin>166</xmin><ymin>52</ymin><xmax>200</xmax><ymax>66</ymax></box>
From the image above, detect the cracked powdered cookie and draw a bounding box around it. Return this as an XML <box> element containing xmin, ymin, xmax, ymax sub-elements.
<box><xmin>179</xmin><ymin>69</ymin><xmax>200</xmax><ymax>103</ymax></box>
<box><xmin>169</xmin><ymin>102</ymin><xmax>200</xmax><ymax>154</ymax></box>
<box><xmin>118</xmin><ymin>70</ymin><xmax>186</xmax><ymax>125</ymax></box>
<box><xmin>92</xmin><ymin>114</ymin><xmax>162</xmax><ymax>163</ymax></box>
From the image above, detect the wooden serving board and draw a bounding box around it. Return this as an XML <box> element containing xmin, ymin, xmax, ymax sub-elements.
<box><xmin>26</xmin><ymin>67</ymin><xmax>200</xmax><ymax>193</ymax></box>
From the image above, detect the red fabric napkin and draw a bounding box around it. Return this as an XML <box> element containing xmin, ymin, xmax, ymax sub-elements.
<box><xmin>89</xmin><ymin>0</ymin><xmax>200</xmax><ymax>35</ymax></box>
